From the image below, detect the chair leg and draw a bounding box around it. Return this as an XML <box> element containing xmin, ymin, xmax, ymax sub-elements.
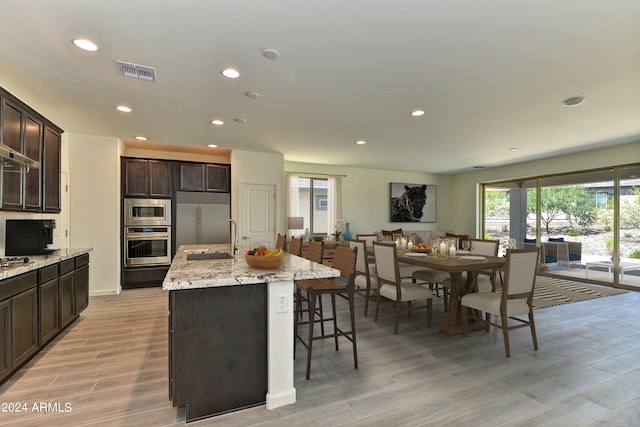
<box><xmin>363</xmin><ymin>287</ymin><xmax>370</xmax><ymax>317</ymax></box>
<box><xmin>348</xmin><ymin>291</ymin><xmax>358</xmax><ymax>369</ymax></box>
<box><xmin>294</xmin><ymin>287</ymin><xmax>301</xmax><ymax>356</ymax></box>
<box><xmin>393</xmin><ymin>300</ymin><xmax>401</xmax><ymax>334</ymax></box>
<box><xmin>485</xmin><ymin>313</ymin><xmax>491</xmax><ymax>332</ymax></box>
<box><xmin>529</xmin><ymin>310</ymin><xmax>539</xmax><ymax>351</ymax></box>
<box><xmin>305</xmin><ymin>291</ymin><xmax>317</xmax><ymax>379</ymax></box>
<box><xmin>331</xmin><ymin>294</ymin><xmax>339</xmax><ymax>351</ymax></box>
<box><xmin>374</xmin><ymin>293</ymin><xmax>381</xmax><ymax>323</ymax></box>
<box><xmin>501</xmin><ymin>315</ymin><xmax>511</xmax><ymax>358</ymax></box>
<box><xmin>317</xmin><ymin>292</ymin><xmax>325</xmax><ymax>336</ymax></box>
<box><xmin>427</xmin><ymin>298</ymin><xmax>432</xmax><ymax>327</ymax></box>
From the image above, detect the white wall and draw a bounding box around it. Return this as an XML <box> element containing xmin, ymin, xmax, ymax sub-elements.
<box><xmin>284</xmin><ymin>162</ymin><xmax>453</xmax><ymax>236</ymax></box>
<box><xmin>451</xmin><ymin>140</ymin><xmax>640</xmax><ymax>237</ymax></box>
<box><xmin>231</xmin><ymin>150</ymin><xmax>285</xmax><ymax>236</ymax></box>
<box><xmin>68</xmin><ymin>134</ymin><xmax>121</xmax><ymax>295</ymax></box>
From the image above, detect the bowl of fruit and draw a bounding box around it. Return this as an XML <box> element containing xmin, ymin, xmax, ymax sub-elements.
<box><xmin>412</xmin><ymin>243</ymin><xmax>432</xmax><ymax>253</ymax></box>
<box><xmin>244</xmin><ymin>246</ymin><xmax>285</xmax><ymax>269</ymax></box>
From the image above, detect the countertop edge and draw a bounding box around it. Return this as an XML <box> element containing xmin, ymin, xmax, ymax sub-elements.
<box><xmin>0</xmin><ymin>248</ymin><xmax>93</xmax><ymax>280</ymax></box>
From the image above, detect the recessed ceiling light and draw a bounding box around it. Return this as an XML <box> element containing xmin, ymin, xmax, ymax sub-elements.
<box><xmin>356</xmin><ymin>140</ymin><xmax>367</xmax><ymax>145</ymax></box>
<box><xmin>135</xmin><ymin>136</ymin><xmax>147</xmax><ymax>141</ymax></box>
<box><xmin>116</xmin><ymin>105</ymin><xmax>132</xmax><ymax>113</ymax></box>
<box><xmin>262</xmin><ymin>49</ymin><xmax>280</xmax><ymax>60</ymax></box>
<box><xmin>211</xmin><ymin>119</ymin><xmax>224</xmax><ymax>125</ymax></box>
<box><xmin>509</xmin><ymin>147</ymin><xmax>519</xmax><ymax>152</ymax></box>
<box><xmin>563</xmin><ymin>97</ymin><xmax>584</xmax><ymax>107</ymax></box>
<box><xmin>221</xmin><ymin>68</ymin><xmax>240</xmax><ymax>79</ymax></box>
<box><xmin>411</xmin><ymin>110</ymin><xmax>425</xmax><ymax>117</ymax></box>
<box><xmin>245</xmin><ymin>92</ymin><xmax>261</xmax><ymax>99</ymax></box>
<box><xmin>208</xmin><ymin>144</ymin><xmax>218</xmax><ymax>148</ymax></box>
<box><xmin>234</xmin><ymin>118</ymin><xmax>247</xmax><ymax>123</ymax></box>
<box><xmin>72</xmin><ymin>38</ymin><xmax>98</xmax><ymax>52</ymax></box>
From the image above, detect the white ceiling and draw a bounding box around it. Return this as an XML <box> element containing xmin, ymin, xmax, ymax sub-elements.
<box><xmin>1</xmin><ymin>0</ymin><xmax>638</xmax><ymax>174</ymax></box>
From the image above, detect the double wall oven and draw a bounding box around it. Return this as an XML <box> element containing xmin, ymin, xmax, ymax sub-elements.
<box><xmin>123</xmin><ymin>198</ymin><xmax>171</xmax><ymax>266</ymax></box>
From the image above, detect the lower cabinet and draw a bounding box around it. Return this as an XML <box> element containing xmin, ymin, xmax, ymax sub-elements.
<box><xmin>0</xmin><ymin>254</ymin><xmax>90</xmax><ymax>384</ymax></box>
<box><xmin>169</xmin><ymin>284</ymin><xmax>267</xmax><ymax>422</ymax></box>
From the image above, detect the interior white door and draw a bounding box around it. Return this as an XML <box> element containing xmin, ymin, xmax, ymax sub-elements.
<box><xmin>240</xmin><ymin>183</ymin><xmax>276</xmax><ymax>250</ymax></box>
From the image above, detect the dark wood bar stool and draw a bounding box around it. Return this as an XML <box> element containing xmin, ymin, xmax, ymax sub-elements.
<box><xmin>294</xmin><ymin>246</ymin><xmax>358</xmax><ymax>379</ymax></box>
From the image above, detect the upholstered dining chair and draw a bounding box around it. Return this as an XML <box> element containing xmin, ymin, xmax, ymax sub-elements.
<box><xmin>356</xmin><ymin>233</ymin><xmax>378</xmax><ymax>250</ymax></box>
<box><xmin>349</xmin><ymin>239</ymin><xmax>378</xmax><ymax>317</ymax></box>
<box><xmin>461</xmin><ymin>248</ymin><xmax>539</xmax><ymax>357</ymax></box>
<box><xmin>276</xmin><ymin>233</ymin><xmax>287</xmax><ymax>251</ymax></box>
<box><xmin>440</xmin><ymin>238</ymin><xmax>500</xmax><ymax>311</ymax></box>
<box><xmin>294</xmin><ymin>246</ymin><xmax>358</xmax><ymax>379</ymax></box>
<box><xmin>373</xmin><ymin>242</ymin><xmax>433</xmax><ymax>334</ymax></box>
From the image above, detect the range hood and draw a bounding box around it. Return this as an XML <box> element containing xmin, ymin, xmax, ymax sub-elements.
<box><xmin>0</xmin><ymin>143</ymin><xmax>39</xmax><ymax>171</ymax></box>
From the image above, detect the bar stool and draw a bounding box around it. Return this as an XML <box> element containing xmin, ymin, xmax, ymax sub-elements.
<box><xmin>294</xmin><ymin>246</ymin><xmax>358</xmax><ymax>379</ymax></box>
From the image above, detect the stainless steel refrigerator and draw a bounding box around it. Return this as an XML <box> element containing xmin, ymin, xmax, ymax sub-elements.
<box><xmin>175</xmin><ymin>192</ymin><xmax>231</xmax><ymax>247</ymax></box>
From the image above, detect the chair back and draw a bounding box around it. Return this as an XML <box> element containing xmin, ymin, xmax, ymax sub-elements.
<box><xmin>470</xmin><ymin>238</ymin><xmax>499</xmax><ymax>257</ymax></box>
<box><xmin>276</xmin><ymin>233</ymin><xmax>287</xmax><ymax>251</ymax></box>
<box><xmin>332</xmin><ymin>246</ymin><xmax>358</xmax><ymax>289</ymax></box>
<box><xmin>349</xmin><ymin>240</ymin><xmax>367</xmax><ymax>274</ymax></box>
<box><xmin>356</xmin><ymin>233</ymin><xmax>378</xmax><ymax>251</ymax></box>
<box><xmin>288</xmin><ymin>236</ymin><xmax>303</xmax><ymax>256</ymax></box>
<box><xmin>305</xmin><ymin>240</ymin><xmax>324</xmax><ymax>264</ymax></box>
<box><xmin>373</xmin><ymin>242</ymin><xmax>399</xmax><ymax>284</ymax></box>
<box><xmin>503</xmin><ymin>249</ymin><xmax>538</xmax><ymax>297</ymax></box>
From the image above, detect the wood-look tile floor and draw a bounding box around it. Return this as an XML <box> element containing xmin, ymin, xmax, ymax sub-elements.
<box><xmin>1</xmin><ymin>285</ymin><xmax>640</xmax><ymax>426</ymax></box>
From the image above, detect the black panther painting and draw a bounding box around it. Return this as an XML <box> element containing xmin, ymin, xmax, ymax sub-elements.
<box><xmin>390</xmin><ymin>183</ymin><xmax>436</xmax><ymax>222</ymax></box>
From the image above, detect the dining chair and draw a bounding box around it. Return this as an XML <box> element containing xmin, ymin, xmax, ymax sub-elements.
<box><xmin>276</xmin><ymin>233</ymin><xmax>287</xmax><ymax>251</ymax></box>
<box><xmin>440</xmin><ymin>238</ymin><xmax>500</xmax><ymax>311</ymax></box>
<box><xmin>349</xmin><ymin>239</ymin><xmax>378</xmax><ymax>317</ymax></box>
<box><xmin>288</xmin><ymin>236</ymin><xmax>303</xmax><ymax>257</ymax></box>
<box><xmin>295</xmin><ymin>240</ymin><xmax>325</xmax><ymax>330</ymax></box>
<box><xmin>373</xmin><ymin>242</ymin><xmax>433</xmax><ymax>334</ymax></box>
<box><xmin>461</xmin><ymin>248</ymin><xmax>539</xmax><ymax>357</ymax></box>
<box><xmin>356</xmin><ymin>233</ymin><xmax>378</xmax><ymax>250</ymax></box>
<box><xmin>294</xmin><ymin>246</ymin><xmax>358</xmax><ymax>379</ymax></box>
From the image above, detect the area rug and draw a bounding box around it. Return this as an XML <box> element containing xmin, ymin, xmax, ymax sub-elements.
<box><xmin>529</xmin><ymin>276</ymin><xmax>627</xmax><ymax>309</ymax></box>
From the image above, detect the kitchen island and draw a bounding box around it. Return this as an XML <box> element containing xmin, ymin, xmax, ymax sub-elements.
<box><xmin>163</xmin><ymin>244</ymin><xmax>339</xmax><ymax>422</ymax></box>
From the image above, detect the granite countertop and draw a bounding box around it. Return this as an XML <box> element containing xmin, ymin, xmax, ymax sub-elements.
<box><xmin>0</xmin><ymin>248</ymin><xmax>93</xmax><ymax>281</ymax></box>
<box><xmin>163</xmin><ymin>244</ymin><xmax>340</xmax><ymax>291</ymax></box>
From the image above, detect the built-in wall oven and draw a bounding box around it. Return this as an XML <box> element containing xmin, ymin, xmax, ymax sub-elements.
<box><xmin>123</xmin><ymin>198</ymin><xmax>172</xmax><ymax>266</ymax></box>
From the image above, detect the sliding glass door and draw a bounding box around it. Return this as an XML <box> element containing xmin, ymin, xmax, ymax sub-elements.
<box><xmin>482</xmin><ymin>164</ymin><xmax>640</xmax><ymax>289</ymax></box>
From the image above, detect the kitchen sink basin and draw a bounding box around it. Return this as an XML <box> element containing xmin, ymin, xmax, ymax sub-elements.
<box><xmin>186</xmin><ymin>251</ymin><xmax>234</xmax><ymax>261</ymax></box>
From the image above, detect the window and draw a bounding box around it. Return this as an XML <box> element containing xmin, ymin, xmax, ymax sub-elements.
<box><xmin>287</xmin><ymin>174</ymin><xmax>342</xmax><ymax>237</ymax></box>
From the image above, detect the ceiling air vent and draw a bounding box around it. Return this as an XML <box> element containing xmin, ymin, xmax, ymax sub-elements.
<box><xmin>117</xmin><ymin>61</ymin><xmax>157</xmax><ymax>82</ymax></box>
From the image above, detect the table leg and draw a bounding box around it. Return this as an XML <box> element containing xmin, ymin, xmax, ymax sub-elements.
<box><xmin>439</xmin><ymin>270</ymin><xmax>485</xmax><ymax>336</ymax></box>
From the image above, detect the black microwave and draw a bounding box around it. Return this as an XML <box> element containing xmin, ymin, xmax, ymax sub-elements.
<box><xmin>5</xmin><ymin>219</ymin><xmax>56</xmax><ymax>256</ymax></box>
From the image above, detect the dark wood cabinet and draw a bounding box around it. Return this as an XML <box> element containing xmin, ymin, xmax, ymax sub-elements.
<box><xmin>0</xmin><ymin>87</ymin><xmax>62</xmax><ymax>213</ymax></box>
<box><xmin>179</xmin><ymin>162</ymin><xmax>205</xmax><ymax>191</ymax></box>
<box><xmin>42</xmin><ymin>126</ymin><xmax>61</xmax><ymax>212</ymax></box>
<box><xmin>0</xmin><ymin>300</ymin><xmax>10</xmax><ymax>381</ymax></box>
<box><xmin>11</xmin><ymin>287</ymin><xmax>38</xmax><ymax>368</ymax></box>
<box><xmin>179</xmin><ymin>162</ymin><xmax>230</xmax><ymax>193</ymax></box>
<box><xmin>38</xmin><ymin>264</ymin><xmax>59</xmax><ymax>345</ymax></box>
<box><xmin>0</xmin><ymin>255</ymin><xmax>89</xmax><ymax>385</ymax></box>
<box><xmin>122</xmin><ymin>157</ymin><xmax>172</xmax><ymax>198</ymax></box>
<box><xmin>24</xmin><ymin>115</ymin><xmax>43</xmax><ymax>210</ymax></box>
<box><xmin>1</xmin><ymin>97</ymin><xmax>24</xmax><ymax>210</ymax></box>
<box><xmin>169</xmin><ymin>284</ymin><xmax>267</xmax><ymax>421</ymax></box>
<box><xmin>206</xmin><ymin>164</ymin><xmax>230</xmax><ymax>192</ymax></box>
<box><xmin>75</xmin><ymin>254</ymin><xmax>90</xmax><ymax>313</ymax></box>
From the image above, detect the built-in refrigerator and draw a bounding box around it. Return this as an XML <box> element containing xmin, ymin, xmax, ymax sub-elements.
<box><xmin>175</xmin><ymin>192</ymin><xmax>231</xmax><ymax>248</ymax></box>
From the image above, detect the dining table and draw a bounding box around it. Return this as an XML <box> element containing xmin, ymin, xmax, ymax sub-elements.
<box><xmin>396</xmin><ymin>251</ymin><xmax>506</xmax><ymax>336</ymax></box>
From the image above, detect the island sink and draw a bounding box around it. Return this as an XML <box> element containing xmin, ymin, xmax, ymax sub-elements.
<box><xmin>186</xmin><ymin>251</ymin><xmax>233</xmax><ymax>261</ymax></box>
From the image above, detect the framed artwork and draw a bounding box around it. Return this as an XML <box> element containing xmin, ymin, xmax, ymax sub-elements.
<box><xmin>390</xmin><ymin>183</ymin><xmax>437</xmax><ymax>223</ymax></box>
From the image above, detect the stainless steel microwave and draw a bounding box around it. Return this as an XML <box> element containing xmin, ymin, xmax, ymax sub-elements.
<box><xmin>123</xmin><ymin>198</ymin><xmax>171</xmax><ymax>226</ymax></box>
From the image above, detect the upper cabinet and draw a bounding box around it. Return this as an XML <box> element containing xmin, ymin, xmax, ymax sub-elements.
<box><xmin>122</xmin><ymin>157</ymin><xmax>172</xmax><ymax>198</ymax></box>
<box><xmin>0</xmin><ymin>87</ymin><xmax>63</xmax><ymax>213</ymax></box>
<box><xmin>179</xmin><ymin>162</ymin><xmax>230</xmax><ymax>193</ymax></box>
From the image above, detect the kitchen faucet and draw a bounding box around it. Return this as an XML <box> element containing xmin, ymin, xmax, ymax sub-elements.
<box><xmin>229</xmin><ymin>219</ymin><xmax>239</xmax><ymax>258</ymax></box>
